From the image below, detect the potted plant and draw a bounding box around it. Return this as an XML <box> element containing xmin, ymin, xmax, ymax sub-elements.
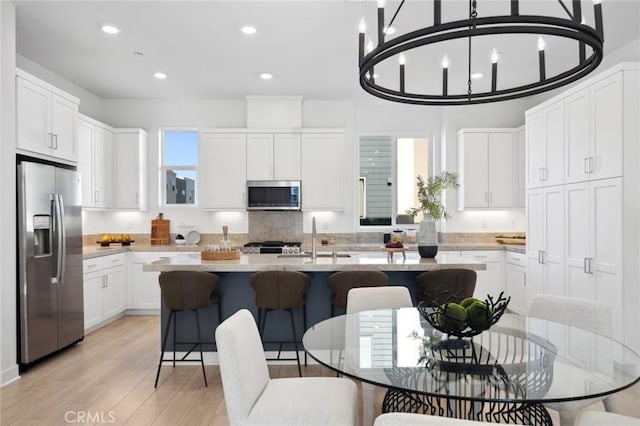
<box><xmin>406</xmin><ymin>171</ymin><xmax>459</xmax><ymax>258</ymax></box>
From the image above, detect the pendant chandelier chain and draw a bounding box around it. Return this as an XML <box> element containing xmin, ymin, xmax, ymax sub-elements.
<box><xmin>467</xmin><ymin>0</ymin><xmax>478</xmax><ymax>99</ymax></box>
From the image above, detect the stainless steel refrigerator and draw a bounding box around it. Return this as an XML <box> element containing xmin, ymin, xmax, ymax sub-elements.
<box><xmin>17</xmin><ymin>160</ymin><xmax>84</xmax><ymax>364</ymax></box>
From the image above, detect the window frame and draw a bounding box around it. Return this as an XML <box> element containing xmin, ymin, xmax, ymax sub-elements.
<box><xmin>159</xmin><ymin>128</ymin><xmax>199</xmax><ymax>208</ymax></box>
<box><xmin>356</xmin><ymin>132</ymin><xmax>435</xmax><ymax>231</ymax></box>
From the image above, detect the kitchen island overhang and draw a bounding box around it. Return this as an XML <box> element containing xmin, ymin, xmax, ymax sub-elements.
<box><xmin>145</xmin><ymin>251</ymin><xmax>487</xmax><ymax>357</ymax></box>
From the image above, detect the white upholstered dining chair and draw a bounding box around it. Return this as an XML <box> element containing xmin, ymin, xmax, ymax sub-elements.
<box><xmin>346</xmin><ymin>286</ymin><xmax>414</xmax><ymax>426</ymax></box>
<box><xmin>215</xmin><ymin>309</ymin><xmax>358</xmax><ymax>426</ymax></box>
<box><xmin>374</xmin><ymin>413</ymin><xmax>499</xmax><ymax>425</ymax></box>
<box><xmin>528</xmin><ymin>294</ymin><xmax>614</xmax><ymax>426</ymax></box>
<box><xmin>576</xmin><ymin>411</ymin><xmax>640</xmax><ymax>426</ymax></box>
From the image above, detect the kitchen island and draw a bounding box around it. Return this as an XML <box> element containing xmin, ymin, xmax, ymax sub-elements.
<box><xmin>145</xmin><ymin>251</ymin><xmax>486</xmax><ymax>354</ymax></box>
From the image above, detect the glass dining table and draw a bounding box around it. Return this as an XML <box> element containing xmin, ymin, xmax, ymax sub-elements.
<box><xmin>302</xmin><ymin>308</ymin><xmax>640</xmax><ymax>425</ymax></box>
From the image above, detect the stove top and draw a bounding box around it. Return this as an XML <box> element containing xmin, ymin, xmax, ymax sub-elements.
<box><xmin>242</xmin><ymin>241</ymin><xmax>302</xmax><ymax>254</ymax></box>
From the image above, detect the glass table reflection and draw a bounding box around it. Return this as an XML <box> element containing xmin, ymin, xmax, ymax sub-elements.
<box><xmin>302</xmin><ymin>309</ymin><xmax>640</xmax><ymax>424</ymax></box>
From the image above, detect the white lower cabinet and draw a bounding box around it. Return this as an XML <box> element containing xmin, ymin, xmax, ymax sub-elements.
<box><xmin>83</xmin><ymin>254</ymin><xmax>125</xmax><ymax>332</ymax></box>
<box><xmin>505</xmin><ymin>252</ymin><xmax>527</xmax><ymax>314</ymax></box>
<box><xmin>128</xmin><ymin>252</ymin><xmax>180</xmax><ymax>312</ymax></box>
<box><xmin>459</xmin><ymin>251</ymin><xmax>504</xmax><ymax>300</ymax></box>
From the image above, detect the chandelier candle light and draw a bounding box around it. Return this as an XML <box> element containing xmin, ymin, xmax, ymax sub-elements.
<box><xmin>358</xmin><ymin>0</ymin><xmax>604</xmax><ymax>105</ymax></box>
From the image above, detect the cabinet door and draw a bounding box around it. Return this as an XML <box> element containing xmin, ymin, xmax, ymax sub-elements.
<box><xmin>200</xmin><ymin>133</ymin><xmax>247</xmax><ymax>209</ymax></box>
<box><xmin>591</xmin><ymin>178</ymin><xmax>623</xmax><ymax>341</ymax></box>
<box><xmin>565</xmin><ymin>182</ymin><xmax>591</xmax><ymax>300</ymax></box>
<box><xmin>301</xmin><ymin>133</ymin><xmax>344</xmax><ymax>210</ymax></box>
<box><xmin>77</xmin><ymin>120</ymin><xmax>94</xmax><ymax>207</ymax></box>
<box><xmin>526</xmin><ymin>111</ymin><xmax>545</xmax><ymax>189</ymax></box>
<box><xmin>16</xmin><ymin>76</ymin><xmax>51</xmax><ymax>155</ymax></box>
<box><xmin>83</xmin><ymin>273</ymin><xmax>104</xmax><ymax>331</ymax></box>
<box><xmin>525</xmin><ymin>188</ymin><xmax>545</xmax><ymax>307</ymax></box>
<box><xmin>543</xmin><ymin>186</ymin><xmax>565</xmax><ymax>295</ymax></box>
<box><xmin>102</xmin><ymin>266</ymin><xmax>125</xmax><ymax>319</ymax></box>
<box><xmin>591</xmin><ymin>72</ymin><xmax>623</xmax><ymax>180</ymax></box>
<box><xmin>460</xmin><ymin>132</ymin><xmax>489</xmax><ymax>208</ymax></box>
<box><xmin>460</xmin><ymin>251</ymin><xmax>504</xmax><ymax>298</ymax></box>
<box><xmin>50</xmin><ymin>93</ymin><xmax>78</xmax><ymax>162</ymax></box>
<box><xmin>544</xmin><ymin>102</ymin><xmax>564</xmax><ymax>187</ymax></box>
<box><xmin>565</xmin><ymin>89</ymin><xmax>591</xmax><ymax>184</ymax></box>
<box><xmin>131</xmin><ymin>264</ymin><xmax>161</xmax><ymax>310</ymax></box>
<box><xmin>506</xmin><ymin>263</ymin><xmax>526</xmax><ymax>315</ymax></box>
<box><xmin>246</xmin><ymin>133</ymin><xmax>274</xmax><ymax>180</ymax></box>
<box><xmin>114</xmin><ymin>130</ymin><xmax>147</xmax><ymax>210</ymax></box>
<box><xmin>93</xmin><ymin>126</ymin><xmax>112</xmax><ymax>208</ymax></box>
<box><xmin>488</xmin><ymin>132</ymin><xmax>515</xmax><ymax>208</ymax></box>
<box><xmin>274</xmin><ymin>133</ymin><xmax>301</xmax><ymax>180</ymax></box>
<box><xmin>516</xmin><ymin>127</ymin><xmax>525</xmax><ymax>208</ymax></box>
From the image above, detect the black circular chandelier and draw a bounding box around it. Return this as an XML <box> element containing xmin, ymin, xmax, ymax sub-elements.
<box><xmin>358</xmin><ymin>0</ymin><xmax>604</xmax><ymax>105</ymax></box>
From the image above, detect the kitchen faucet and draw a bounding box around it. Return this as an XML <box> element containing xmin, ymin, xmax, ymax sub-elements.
<box><xmin>311</xmin><ymin>216</ymin><xmax>317</xmax><ymax>259</ymax></box>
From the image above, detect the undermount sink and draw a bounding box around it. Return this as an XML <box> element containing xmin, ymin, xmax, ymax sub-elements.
<box><xmin>277</xmin><ymin>252</ymin><xmax>351</xmax><ymax>258</ymax></box>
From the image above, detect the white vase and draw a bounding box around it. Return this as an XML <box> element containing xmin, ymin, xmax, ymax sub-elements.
<box><xmin>418</xmin><ymin>216</ymin><xmax>438</xmax><ymax>258</ymax></box>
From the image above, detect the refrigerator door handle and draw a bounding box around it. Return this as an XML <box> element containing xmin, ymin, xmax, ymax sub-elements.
<box><xmin>57</xmin><ymin>194</ymin><xmax>67</xmax><ymax>286</ymax></box>
<box><xmin>52</xmin><ymin>194</ymin><xmax>66</xmax><ymax>285</ymax></box>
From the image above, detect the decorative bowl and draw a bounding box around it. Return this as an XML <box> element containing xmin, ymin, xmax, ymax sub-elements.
<box><xmin>417</xmin><ymin>292</ymin><xmax>511</xmax><ymax>338</ymax></box>
<box><xmin>418</xmin><ymin>245</ymin><xmax>438</xmax><ymax>258</ymax></box>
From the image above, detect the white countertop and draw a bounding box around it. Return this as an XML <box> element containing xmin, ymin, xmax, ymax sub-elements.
<box><xmin>142</xmin><ymin>251</ymin><xmax>487</xmax><ymax>273</ymax></box>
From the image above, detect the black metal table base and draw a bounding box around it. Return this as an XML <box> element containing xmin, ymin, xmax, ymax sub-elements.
<box><xmin>382</xmin><ymin>389</ymin><xmax>552</xmax><ymax>425</ymax></box>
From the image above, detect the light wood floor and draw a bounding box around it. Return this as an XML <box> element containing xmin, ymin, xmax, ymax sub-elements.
<box><xmin>1</xmin><ymin>316</ymin><xmax>638</xmax><ymax>425</ymax></box>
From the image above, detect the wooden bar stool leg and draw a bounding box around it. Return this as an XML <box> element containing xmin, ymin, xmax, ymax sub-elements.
<box><xmin>194</xmin><ymin>309</ymin><xmax>208</xmax><ymax>387</ymax></box>
<box><xmin>155</xmin><ymin>310</ymin><xmax>174</xmax><ymax>388</ymax></box>
<box><xmin>288</xmin><ymin>309</ymin><xmax>302</xmax><ymax>377</ymax></box>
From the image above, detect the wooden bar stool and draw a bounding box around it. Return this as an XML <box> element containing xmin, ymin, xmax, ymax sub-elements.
<box><xmin>415</xmin><ymin>269</ymin><xmax>477</xmax><ymax>307</ymax></box>
<box><xmin>154</xmin><ymin>271</ymin><xmax>222</xmax><ymax>388</ymax></box>
<box><xmin>328</xmin><ymin>270</ymin><xmax>388</xmax><ymax>316</ymax></box>
<box><xmin>250</xmin><ymin>270</ymin><xmax>310</xmax><ymax>377</ymax></box>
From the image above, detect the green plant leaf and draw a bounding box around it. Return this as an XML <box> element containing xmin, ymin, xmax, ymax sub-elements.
<box><xmin>412</xmin><ymin>171</ymin><xmax>459</xmax><ymax>221</ymax></box>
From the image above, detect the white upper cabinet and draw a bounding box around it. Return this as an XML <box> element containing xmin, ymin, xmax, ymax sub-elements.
<box><xmin>301</xmin><ymin>132</ymin><xmax>344</xmax><ymax>210</ymax></box>
<box><xmin>246</xmin><ymin>134</ymin><xmax>274</xmax><ymax>180</ymax></box>
<box><xmin>526</xmin><ymin>101</ymin><xmax>564</xmax><ymax>189</ymax></box>
<box><xmin>16</xmin><ymin>69</ymin><xmax>79</xmax><ymax>164</ymax></box>
<box><xmin>77</xmin><ymin>115</ymin><xmax>113</xmax><ymax>209</ymax></box>
<box><xmin>199</xmin><ymin>132</ymin><xmax>247</xmax><ymax>209</ymax></box>
<box><xmin>590</xmin><ymin>72</ymin><xmax>623</xmax><ymax>181</ymax></box>
<box><xmin>246</xmin><ymin>133</ymin><xmax>301</xmax><ymax>181</ymax></box>
<box><xmin>273</xmin><ymin>133</ymin><xmax>301</xmax><ymax>180</ymax></box>
<box><xmin>565</xmin><ymin>73</ymin><xmax>623</xmax><ymax>184</ymax></box>
<box><xmin>457</xmin><ymin>129</ymin><xmax>517</xmax><ymax>209</ymax></box>
<box><xmin>516</xmin><ymin>126</ymin><xmax>525</xmax><ymax>208</ymax></box>
<box><xmin>114</xmin><ymin>129</ymin><xmax>148</xmax><ymax>210</ymax></box>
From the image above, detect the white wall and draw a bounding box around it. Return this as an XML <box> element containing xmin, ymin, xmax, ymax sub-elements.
<box><xmin>1</xmin><ymin>1</ymin><xmax>19</xmax><ymax>386</ymax></box>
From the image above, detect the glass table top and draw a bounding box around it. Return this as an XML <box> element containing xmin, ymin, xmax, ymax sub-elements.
<box><xmin>302</xmin><ymin>309</ymin><xmax>640</xmax><ymax>404</ymax></box>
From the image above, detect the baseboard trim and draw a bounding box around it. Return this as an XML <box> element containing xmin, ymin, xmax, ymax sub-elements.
<box><xmin>125</xmin><ymin>309</ymin><xmax>160</xmax><ymax>316</ymax></box>
<box><xmin>1</xmin><ymin>364</ymin><xmax>20</xmax><ymax>387</ymax></box>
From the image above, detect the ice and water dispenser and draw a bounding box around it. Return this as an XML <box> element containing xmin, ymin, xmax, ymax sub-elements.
<box><xmin>33</xmin><ymin>214</ymin><xmax>51</xmax><ymax>257</ymax></box>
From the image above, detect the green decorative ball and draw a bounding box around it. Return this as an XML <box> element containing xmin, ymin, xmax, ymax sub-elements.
<box><xmin>466</xmin><ymin>300</ymin><xmax>492</xmax><ymax>330</ymax></box>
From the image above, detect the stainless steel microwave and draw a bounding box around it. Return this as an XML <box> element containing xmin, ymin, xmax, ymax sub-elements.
<box><xmin>246</xmin><ymin>180</ymin><xmax>301</xmax><ymax>211</ymax></box>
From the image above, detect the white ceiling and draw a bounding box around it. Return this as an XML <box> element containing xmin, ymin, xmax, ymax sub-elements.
<box><xmin>14</xmin><ymin>0</ymin><xmax>640</xmax><ymax>101</ymax></box>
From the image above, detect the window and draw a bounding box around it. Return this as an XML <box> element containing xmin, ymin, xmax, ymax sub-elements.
<box><xmin>359</xmin><ymin>135</ymin><xmax>431</xmax><ymax>227</ymax></box>
<box><xmin>161</xmin><ymin>130</ymin><xmax>198</xmax><ymax>205</ymax></box>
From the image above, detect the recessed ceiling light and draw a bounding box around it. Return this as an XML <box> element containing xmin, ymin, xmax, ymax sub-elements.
<box><xmin>471</xmin><ymin>72</ymin><xmax>484</xmax><ymax>79</ymax></box>
<box><xmin>132</xmin><ymin>51</ymin><xmax>144</xmax><ymax>57</ymax></box>
<box><xmin>260</xmin><ymin>73</ymin><xmax>273</xmax><ymax>80</ymax></box>
<box><xmin>101</xmin><ymin>24</ymin><xmax>121</xmax><ymax>35</ymax></box>
<box><xmin>154</xmin><ymin>72</ymin><xmax>168</xmax><ymax>80</ymax></box>
<box><xmin>241</xmin><ymin>26</ymin><xmax>257</xmax><ymax>35</ymax></box>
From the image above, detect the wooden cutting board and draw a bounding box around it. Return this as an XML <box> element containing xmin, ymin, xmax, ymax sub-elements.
<box><xmin>151</xmin><ymin>219</ymin><xmax>170</xmax><ymax>245</ymax></box>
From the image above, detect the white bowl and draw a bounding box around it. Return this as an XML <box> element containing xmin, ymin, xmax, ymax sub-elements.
<box><xmin>175</xmin><ymin>239</ymin><xmax>186</xmax><ymax>245</ymax></box>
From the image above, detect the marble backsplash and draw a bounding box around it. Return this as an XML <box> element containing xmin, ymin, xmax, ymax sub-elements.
<box><xmin>83</xmin><ymin>229</ymin><xmax>520</xmax><ymax>248</ymax></box>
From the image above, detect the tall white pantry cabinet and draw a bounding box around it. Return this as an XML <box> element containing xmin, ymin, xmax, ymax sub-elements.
<box><xmin>525</xmin><ymin>63</ymin><xmax>640</xmax><ymax>354</ymax></box>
